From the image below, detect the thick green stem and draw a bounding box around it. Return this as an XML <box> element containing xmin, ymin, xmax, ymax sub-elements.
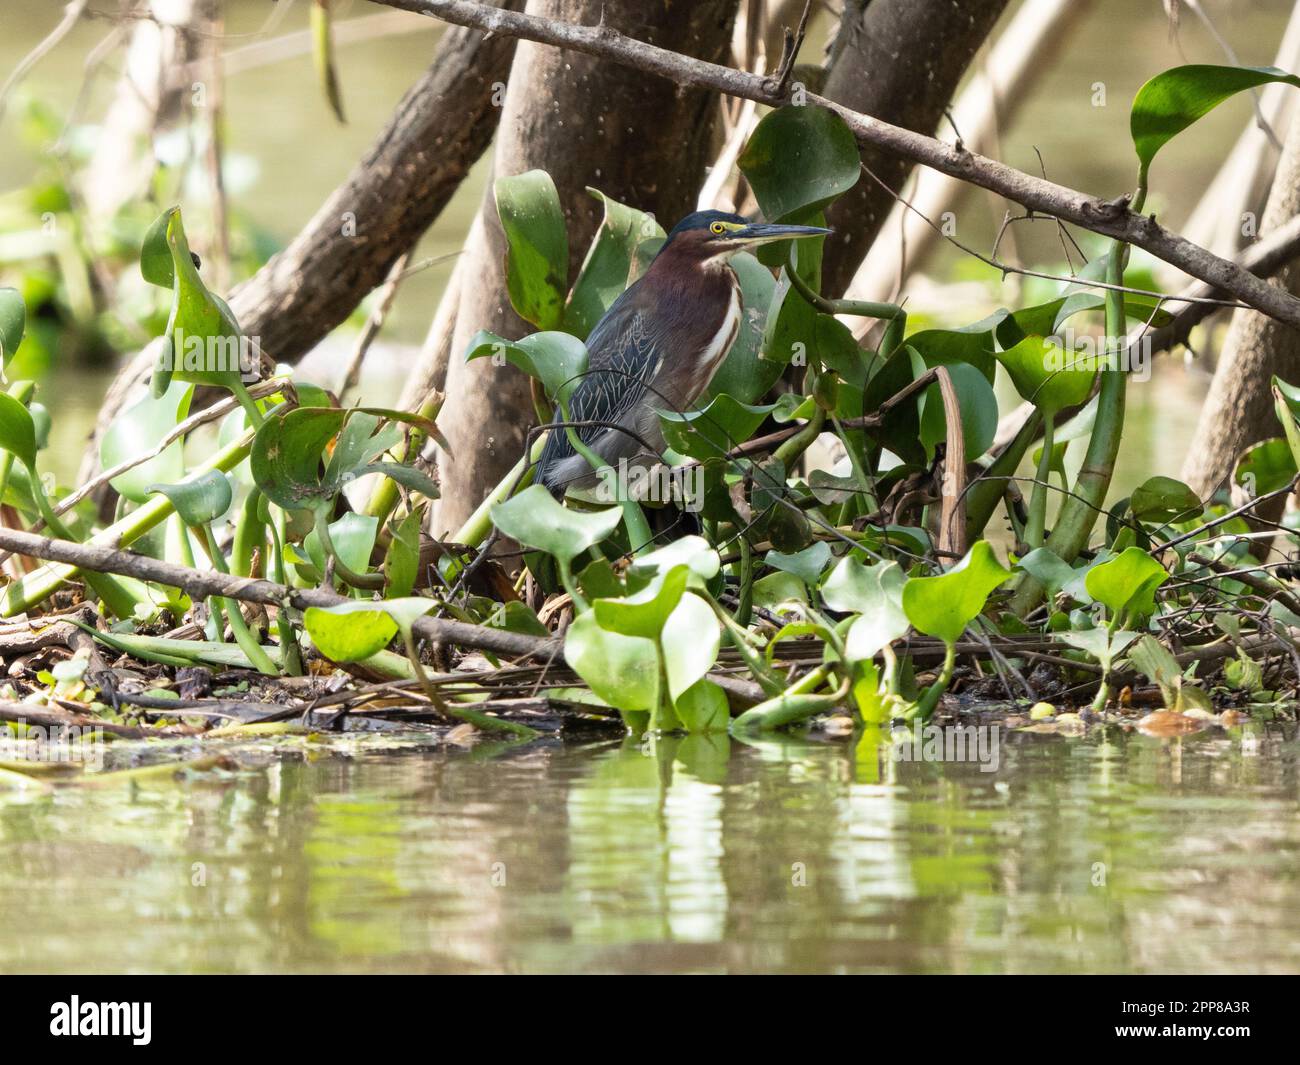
<box><xmin>964</xmin><ymin>409</ymin><xmax>1042</xmax><ymax>543</ymax></box>
<box><xmin>911</xmin><ymin>642</ymin><xmax>957</xmax><ymax>721</ymax></box>
<box><xmin>201</xmin><ymin>524</ymin><xmax>279</xmax><ymax>676</ymax></box>
<box><xmin>452</xmin><ymin>437</ymin><xmax>542</xmax><ymax>549</ymax></box>
<box><xmin>265</xmin><ymin>509</ymin><xmax>303</xmax><ymax>675</ymax></box>
<box><xmin>1023</xmin><ymin>416</ymin><xmax>1056</xmax><ymax>549</ymax></box>
<box><xmin>366</xmin><ymin>390</ymin><xmax>443</xmax><ymax>526</ymax></box>
<box><xmin>1012</xmin><ymin>192</ymin><xmax>1140</xmax><ymax>611</ymax></box>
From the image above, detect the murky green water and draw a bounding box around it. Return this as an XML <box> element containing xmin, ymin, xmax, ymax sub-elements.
<box><xmin>2</xmin><ymin>724</ymin><xmax>1297</xmax><ymax>974</ymax></box>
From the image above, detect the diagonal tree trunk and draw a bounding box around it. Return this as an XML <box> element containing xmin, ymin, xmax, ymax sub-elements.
<box><xmin>429</xmin><ymin>0</ymin><xmax>740</xmax><ymax>535</ymax></box>
<box><xmin>820</xmin><ymin>0</ymin><xmax>1011</xmax><ymax>297</ymax></box>
<box><xmin>1182</xmin><ymin>105</ymin><xmax>1300</xmax><ymax>502</ymax></box>
<box><xmin>80</xmin><ymin>2</ymin><xmax>523</xmax><ymax>488</ymax></box>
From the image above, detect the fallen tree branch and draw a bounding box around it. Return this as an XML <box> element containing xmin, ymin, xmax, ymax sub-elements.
<box><xmin>0</xmin><ymin>527</ymin><xmax>560</xmax><ymax>662</ymax></box>
<box><xmin>374</xmin><ymin>0</ymin><xmax>1300</xmax><ymax>329</ymax></box>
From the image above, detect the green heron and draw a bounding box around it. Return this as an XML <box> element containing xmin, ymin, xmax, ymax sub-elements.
<box><xmin>534</xmin><ymin>209</ymin><xmax>830</xmax><ymax>497</ymax></box>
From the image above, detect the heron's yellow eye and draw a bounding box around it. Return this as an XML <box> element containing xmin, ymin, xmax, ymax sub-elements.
<box><xmin>710</xmin><ymin>222</ymin><xmax>727</xmax><ymax>235</ymax></box>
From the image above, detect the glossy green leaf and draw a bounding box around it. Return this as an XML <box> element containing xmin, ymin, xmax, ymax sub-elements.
<box><xmin>384</xmin><ymin>506</ymin><xmax>423</xmax><ymax>598</ymax></box>
<box><xmin>491</xmin><ymin>484</ymin><xmax>622</xmax><ymax>564</ymax></box>
<box><xmin>304</xmin><ymin>598</ymin><xmax>435</xmax><ymax>662</ymax></box>
<box><xmin>465</xmin><ymin>329</ymin><xmax>589</xmax><ymax>406</ymax></box>
<box><xmin>564</xmin><ymin>187</ymin><xmax>664</xmax><ymax>337</ymax></box>
<box><xmin>564</xmin><ymin>609</ymin><xmax>660</xmax><ymax>712</ymax></box>
<box><xmin>658</xmin><ymin>394</ymin><xmax>775</xmax><ymax>460</ymax></box>
<box><xmin>147</xmin><ymin>470</ymin><xmax>232</xmax><ymax>527</ymax></box>
<box><xmin>660</xmin><ymin>591</ymin><xmax>720</xmax><ymax>702</ymax></box>
<box><xmin>628</xmin><ymin>535</ymin><xmax>720</xmax><ymax>586</ymax></box>
<box><xmin>902</xmin><ymin>541</ymin><xmax>1011</xmax><ymax>646</ymax></box>
<box><xmin>673</xmin><ymin>678</ymin><xmax>730</xmax><ymax>733</ymax></box>
<box><xmin>594</xmin><ymin>564</ymin><xmax>689</xmax><ymax>639</ymax></box>
<box><xmin>1132</xmin><ymin>64</ymin><xmax>1300</xmax><ymax>182</ymax></box>
<box><xmin>1235</xmin><ymin>437</ymin><xmax>1296</xmax><ymax>497</ymax></box>
<box><xmin>917</xmin><ymin>358</ymin><xmax>999</xmax><ymax>461</ymax></box>
<box><xmin>1129</xmin><ymin>475</ymin><xmax>1202</xmax><ymax>524</ymax></box>
<box><xmin>765</xmin><ymin>542</ymin><xmax>831</xmax><ymax>585</ymax></box>
<box><xmin>303</xmin><ymin>512</ymin><xmax>378</xmax><ymax>578</ymax></box>
<box><xmin>738</xmin><ymin>105</ymin><xmax>860</xmax><ymax>221</ymax></box>
<box><xmin>0</xmin><ymin>287</ymin><xmax>25</xmax><ymax>369</ymax></box>
<box><xmin>495</xmin><ymin>170</ymin><xmax>569</xmax><ymax>330</ymax></box>
<box><xmin>0</xmin><ymin>393</ymin><xmax>38</xmax><ymax>470</ymax></box>
<box><xmin>1085</xmin><ymin>546</ymin><xmax>1167</xmax><ymax>620</ymax></box>
<box><xmin>100</xmin><ymin>379</ymin><xmax>194</xmax><ymax>503</ymax></box>
<box><xmin>1059</xmin><ymin>627</ymin><xmax>1138</xmax><ymax>670</ymax></box>
<box><xmin>995</xmin><ymin>335</ymin><xmax>1097</xmax><ymax>414</ymax></box>
<box><xmin>823</xmin><ymin>559</ymin><xmax>909</xmax><ymax>662</ymax></box>
<box><xmin>251</xmin><ymin>406</ymin><xmax>346</xmax><ymax>512</ymax></box>
<box><xmin>144</xmin><ymin>207</ymin><xmax>247</xmax><ymax>396</ymax></box>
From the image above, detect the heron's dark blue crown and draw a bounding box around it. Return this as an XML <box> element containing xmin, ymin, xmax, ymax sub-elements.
<box><xmin>662</xmin><ymin>209</ymin><xmax>749</xmax><ymax>245</ymax></box>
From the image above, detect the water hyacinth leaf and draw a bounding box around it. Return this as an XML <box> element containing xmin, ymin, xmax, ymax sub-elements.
<box><xmin>145</xmin><ymin>207</ymin><xmax>247</xmax><ymax>396</ymax></box>
<box><xmin>660</xmin><ymin>592</ymin><xmax>720</xmax><ymax>702</ymax></box>
<box><xmin>1235</xmin><ymin>437</ymin><xmax>1296</xmax><ymax>497</ymax></box>
<box><xmin>1132</xmin><ymin>65</ymin><xmax>1300</xmax><ymax>182</ymax></box>
<box><xmin>304</xmin><ymin>512</ymin><xmax>378</xmax><ymax>577</ymax></box>
<box><xmin>917</xmin><ymin>359</ymin><xmax>999</xmax><ymax>461</ymax></box>
<box><xmin>100</xmin><ymin>379</ymin><xmax>194</xmax><ymax>503</ymax></box>
<box><xmin>564</xmin><ymin>187</ymin><xmax>664</xmax><ymax>337</ymax></box>
<box><xmin>250</xmin><ymin>405</ymin><xmax>346</xmax><ymax>512</ymax></box>
<box><xmin>628</xmin><ymin>535</ymin><xmax>720</xmax><ymax>585</ymax></box>
<box><xmin>766</xmin><ymin>542</ymin><xmax>831</xmax><ymax>585</ymax></box>
<box><xmin>737</xmin><ymin>105</ymin><xmax>860</xmax><ymax>222</ymax></box>
<box><xmin>0</xmin><ymin>287</ymin><xmax>24</xmax><ymax>368</ymax></box>
<box><xmin>326</xmin><ymin>412</ymin><xmax>400</xmax><ymax>483</ymax></box>
<box><xmin>305</xmin><ymin>597</ymin><xmax>435</xmax><ymax>663</ymax></box>
<box><xmin>1129</xmin><ymin>475</ymin><xmax>1202</xmax><ymax>524</ymax></box>
<box><xmin>305</xmin><ymin>602</ymin><xmax>398</xmax><ymax>662</ymax></box>
<box><xmin>752</xmin><ymin>569</ymin><xmax>808</xmax><ymax>611</ymax></box>
<box><xmin>147</xmin><ymin>470</ymin><xmax>232</xmax><ymax>527</ymax></box>
<box><xmin>484</xmin><ymin>600</ymin><xmax>550</xmax><ymax>638</ymax></box>
<box><xmin>705</xmin><ymin>251</ymin><xmax>777</xmax><ymax>404</ymax></box>
<box><xmin>594</xmin><ymin>565</ymin><xmax>689</xmax><ymax>639</ymax></box>
<box><xmin>1059</xmin><ymin>627</ymin><xmax>1138</xmax><ymax>670</ymax></box>
<box><xmin>822</xmin><ymin>556</ymin><xmax>895</xmax><ymax>613</ymax></box>
<box><xmin>384</xmin><ymin>506</ymin><xmax>423</xmax><ymax>598</ymax></box>
<box><xmin>564</xmin><ymin>609</ymin><xmax>660</xmax><ymax>712</ymax></box>
<box><xmin>659</xmin><ymin>394</ymin><xmax>775</xmax><ymax>460</ymax></box>
<box><xmin>1016</xmin><ymin>547</ymin><xmax>1079</xmax><ymax>601</ymax></box>
<box><xmin>0</xmin><ymin>393</ymin><xmax>38</xmax><ymax>470</ymax></box>
<box><xmin>491</xmin><ymin>484</ymin><xmax>622</xmax><ymax>564</ymax></box>
<box><xmin>674</xmin><ymin>678</ymin><xmax>730</xmax><ymax>733</ymax></box>
<box><xmin>905</xmin><ymin>322</ymin><xmax>999</xmax><ymax>383</ymax></box>
<box><xmin>495</xmin><ymin>170</ymin><xmax>569</xmax><ymax>330</ymax></box>
<box><xmin>1085</xmin><ymin>546</ymin><xmax>1168</xmax><ymax>619</ymax></box>
<box><xmin>902</xmin><ymin>541</ymin><xmax>1011</xmax><ymax>645</ymax></box>
<box><xmin>995</xmin><ymin>335</ymin><xmax>1097</xmax><ymax>414</ymax></box>
<box><xmin>465</xmin><ymin>329</ymin><xmax>589</xmax><ymax>406</ymax></box>
<box><xmin>139</xmin><ymin>209</ymin><xmax>175</xmax><ymax>288</ymax></box>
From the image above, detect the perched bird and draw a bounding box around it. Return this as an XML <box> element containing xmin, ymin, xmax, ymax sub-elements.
<box><xmin>533</xmin><ymin>209</ymin><xmax>829</xmax><ymax>498</ymax></box>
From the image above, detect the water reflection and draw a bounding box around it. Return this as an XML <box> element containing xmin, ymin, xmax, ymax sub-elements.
<box><xmin>1</xmin><ymin>724</ymin><xmax>1297</xmax><ymax>974</ymax></box>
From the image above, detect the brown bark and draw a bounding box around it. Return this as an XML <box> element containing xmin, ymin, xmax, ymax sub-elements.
<box><xmin>1182</xmin><ymin>106</ymin><xmax>1300</xmax><ymax>500</ymax></box>
<box><xmin>228</xmin><ymin>4</ymin><xmax>522</xmax><ymax>363</ymax></box>
<box><xmin>431</xmin><ymin>0</ymin><xmax>740</xmax><ymax>535</ymax></box>
<box><xmin>820</xmin><ymin>0</ymin><xmax>1011</xmax><ymax>296</ymax></box>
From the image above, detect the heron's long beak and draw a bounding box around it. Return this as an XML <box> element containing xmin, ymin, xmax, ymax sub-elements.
<box><xmin>735</xmin><ymin>222</ymin><xmax>832</xmax><ymax>245</ymax></box>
